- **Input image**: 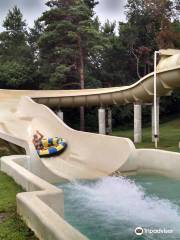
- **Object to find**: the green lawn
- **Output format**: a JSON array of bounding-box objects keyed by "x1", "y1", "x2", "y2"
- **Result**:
[
  {"x1": 0, "y1": 140, "x2": 36, "y2": 239},
  {"x1": 113, "y1": 117, "x2": 180, "y2": 152},
  {"x1": 0, "y1": 172, "x2": 36, "y2": 240},
  {"x1": 0, "y1": 140, "x2": 41, "y2": 239},
  {"x1": 0, "y1": 172, "x2": 37, "y2": 240}
]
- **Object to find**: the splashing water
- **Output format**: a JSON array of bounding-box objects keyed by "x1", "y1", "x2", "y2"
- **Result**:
[{"x1": 59, "y1": 175, "x2": 180, "y2": 240}]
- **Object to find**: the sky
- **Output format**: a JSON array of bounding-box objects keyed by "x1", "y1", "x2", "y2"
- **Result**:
[
  {"x1": 0, "y1": 0, "x2": 127, "y2": 31},
  {"x1": 95, "y1": 0, "x2": 127, "y2": 24}
]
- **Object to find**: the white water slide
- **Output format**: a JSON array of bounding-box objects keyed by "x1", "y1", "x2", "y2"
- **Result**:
[{"x1": 0, "y1": 49, "x2": 179, "y2": 181}]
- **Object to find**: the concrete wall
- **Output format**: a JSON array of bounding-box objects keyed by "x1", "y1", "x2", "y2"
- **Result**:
[
  {"x1": 120, "y1": 149, "x2": 180, "y2": 179},
  {"x1": 0, "y1": 155, "x2": 88, "y2": 240}
]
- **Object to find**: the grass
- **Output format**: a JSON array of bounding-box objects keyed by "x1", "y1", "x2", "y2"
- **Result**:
[
  {"x1": 112, "y1": 117, "x2": 180, "y2": 152},
  {"x1": 0, "y1": 171, "x2": 37, "y2": 240},
  {"x1": 0, "y1": 139, "x2": 36, "y2": 240}
]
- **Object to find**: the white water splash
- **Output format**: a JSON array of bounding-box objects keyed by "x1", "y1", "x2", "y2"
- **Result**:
[{"x1": 63, "y1": 177, "x2": 180, "y2": 230}]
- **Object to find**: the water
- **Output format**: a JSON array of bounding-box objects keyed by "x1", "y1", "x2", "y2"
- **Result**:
[{"x1": 58, "y1": 174, "x2": 180, "y2": 240}]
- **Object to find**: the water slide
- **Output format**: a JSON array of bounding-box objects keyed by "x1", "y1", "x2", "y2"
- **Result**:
[{"x1": 0, "y1": 49, "x2": 179, "y2": 182}]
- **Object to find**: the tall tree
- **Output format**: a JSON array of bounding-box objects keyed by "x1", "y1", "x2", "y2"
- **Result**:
[
  {"x1": 0, "y1": 6, "x2": 35, "y2": 89},
  {"x1": 28, "y1": 20, "x2": 44, "y2": 62},
  {"x1": 38, "y1": 0, "x2": 103, "y2": 130},
  {"x1": 122, "y1": 0, "x2": 180, "y2": 78}
]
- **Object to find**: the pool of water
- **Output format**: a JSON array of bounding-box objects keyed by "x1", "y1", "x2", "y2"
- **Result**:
[{"x1": 58, "y1": 174, "x2": 180, "y2": 240}]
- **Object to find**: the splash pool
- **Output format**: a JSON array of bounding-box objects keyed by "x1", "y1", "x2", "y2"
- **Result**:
[{"x1": 58, "y1": 175, "x2": 180, "y2": 240}]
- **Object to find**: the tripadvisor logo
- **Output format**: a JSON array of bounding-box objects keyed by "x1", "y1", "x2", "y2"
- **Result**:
[{"x1": 135, "y1": 227, "x2": 144, "y2": 236}]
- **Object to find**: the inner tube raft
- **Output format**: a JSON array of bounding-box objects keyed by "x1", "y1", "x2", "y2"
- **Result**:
[{"x1": 37, "y1": 137, "x2": 67, "y2": 157}]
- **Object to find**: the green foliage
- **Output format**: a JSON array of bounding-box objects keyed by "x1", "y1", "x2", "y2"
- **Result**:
[
  {"x1": 112, "y1": 105, "x2": 134, "y2": 128},
  {"x1": 0, "y1": 62, "x2": 35, "y2": 89},
  {"x1": 160, "y1": 90, "x2": 180, "y2": 116},
  {"x1": 84, "y1": 0, "x2": 98, "y2": 14},
  {"x1": 171, "y1": 20, "x2": 180, "y2": 48},
  {"x1": 28, "y1": 20, "x2": 44, "y2": 62},
  {"x1": 3, "y1": 6, "x2": 26, "y2": 31},
  {"x1": 0, "y1": 7, "x2": 36, "y2": 89},
  {"x1": 38, "y1": 0, "x2": 104, "y2": 90},
  {"x1": 0, "y1": 7, "x2": 31, "y2": 63},
  {"x1": 119, "y1": 0, "x2": 180, "y2": 79}
]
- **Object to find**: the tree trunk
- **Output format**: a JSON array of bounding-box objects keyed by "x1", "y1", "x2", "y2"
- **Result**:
[
  {"x1": 77, "y1": 35, "x2": 85, "y2": 131},
  {"x1": 144, "y1": 64, "x2": 147, "y2": 76},
  {"x1": 131, "y1": 47, "x2": 141, "y2": 79}
]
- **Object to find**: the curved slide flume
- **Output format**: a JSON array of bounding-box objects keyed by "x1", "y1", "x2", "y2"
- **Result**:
[{"x1": 0, "y1": 49, "x2": 179, "y2": 181}]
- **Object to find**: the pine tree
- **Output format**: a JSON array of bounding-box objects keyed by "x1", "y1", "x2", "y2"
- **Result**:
[
  {"x1": 0, "y1": 6, "x2": 35, "y2": 89},
  {"x1": 84, "y1": 0, "x2": 99, "y2": 16},
  {"x1": 38, "y1": 0, "x2": 103, "y2": 130},
  {"x1": 0, "y1": 6, "x2": 32, "y2": 63},
  {"x1": 28, "y1": 20, "x2": 44, "y2": 62}
]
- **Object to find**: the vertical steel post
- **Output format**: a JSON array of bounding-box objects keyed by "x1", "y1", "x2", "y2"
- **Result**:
[{"x1": 154, "y1": 51, "x2": 159, "y2": 149}]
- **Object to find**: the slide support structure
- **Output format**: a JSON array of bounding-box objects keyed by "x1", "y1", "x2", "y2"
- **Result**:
[
  {"x1": 152, "y1": 98, "x2": 160, "y2": 142},
  {"x1": 56, "y1": 110, "x2": 64, "y2": 121},
  {"x1": 98, "y1": 107, "x2": 106, "y2": 135},
  {"x1": 134, "y1": 103, "x2": 142, "y2": 143}
]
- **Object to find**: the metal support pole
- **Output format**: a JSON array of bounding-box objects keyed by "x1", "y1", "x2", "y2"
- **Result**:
[
  {"x1": 153, "y1": 51, "x2": 159, "y2": 148},
  {"x1": 152, "y1": 98, "x2": 160, "y2": 142}
]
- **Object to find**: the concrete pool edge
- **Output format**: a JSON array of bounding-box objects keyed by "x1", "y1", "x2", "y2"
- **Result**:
[
  {"x1": 0, "y1": 155, "x2": 88, "y2": 240},
  {"x1": 120, "y1": 149, "x2": 180, "y2": 179},
  {"x1": 1, "y1": 149, "x2": 180, "y2": 240}
]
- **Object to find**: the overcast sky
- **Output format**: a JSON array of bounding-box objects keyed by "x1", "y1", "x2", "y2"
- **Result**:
[
  {"x1": 95, "y1": 0, "x2": 127, "y2": 24},
  {"x1": 0, "y1": 0, "x2": 127, "y2": 31}
]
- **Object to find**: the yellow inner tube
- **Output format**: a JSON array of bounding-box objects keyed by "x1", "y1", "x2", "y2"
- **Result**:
[{"x1": 37, "y1": 137, "x2": 67, "y2": 157}]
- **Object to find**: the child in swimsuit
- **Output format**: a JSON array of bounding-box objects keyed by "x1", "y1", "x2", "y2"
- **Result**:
[{"x1": 32, "y1": 130, "x2": 44, "y2": 150}]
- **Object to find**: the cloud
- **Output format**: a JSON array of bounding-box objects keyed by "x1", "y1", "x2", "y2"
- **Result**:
[
  {"x1": 98, "y1": 0, "x2": 126, "y2": 13},
  {"x1": 95, "y1": 0, "x2": 127, "y2": 24},
  {"x1": 0, "y1": 0, "x2": 127, "y2": 32}
]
